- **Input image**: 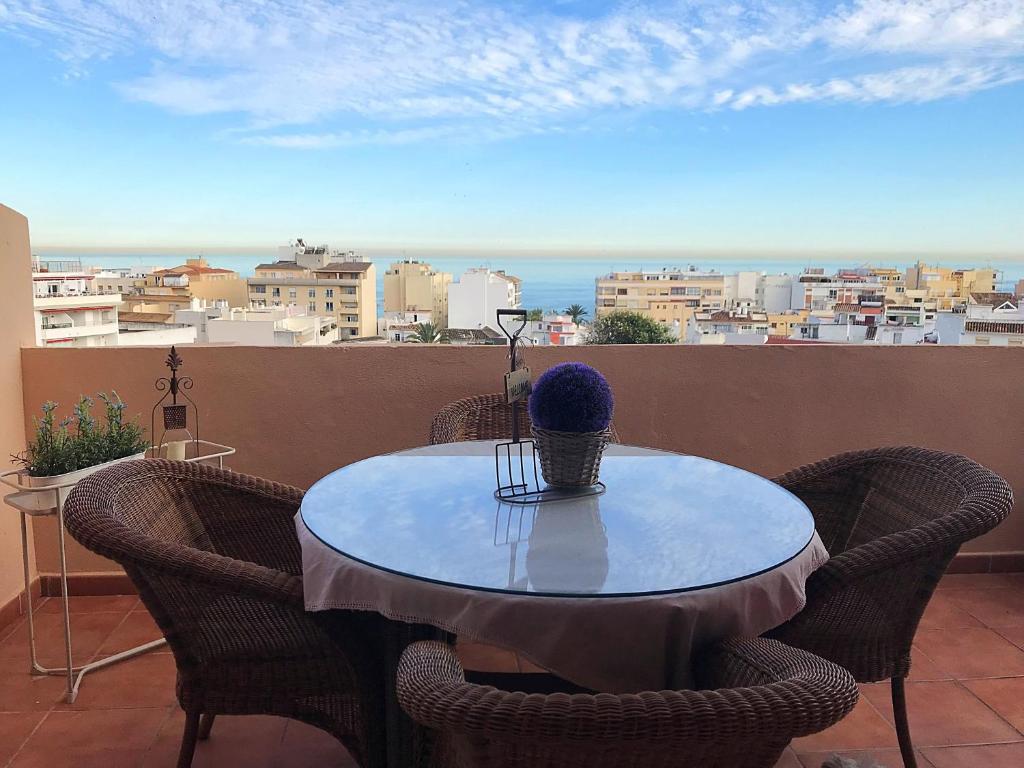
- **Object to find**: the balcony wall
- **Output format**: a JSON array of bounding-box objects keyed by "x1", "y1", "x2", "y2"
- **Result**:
[
  {"x1": 19, "y1": 343, "x2": 1024, "y2": 577},
  {"x1": 0, "y1": 206, "x2": 37, "y2": 611}
]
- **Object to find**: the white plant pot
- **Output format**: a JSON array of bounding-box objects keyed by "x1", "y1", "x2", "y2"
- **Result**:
[{"x1": 23, "y1": 452, "x2": 146, "y2": 490}]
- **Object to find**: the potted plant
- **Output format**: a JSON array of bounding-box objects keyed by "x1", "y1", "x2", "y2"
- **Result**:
[
  {"x1": 528, "y1": 362, "x2": 614, "y2": 488},
  {"x1": 13, "y1": 392, "x2": 149, "y2": 490}
]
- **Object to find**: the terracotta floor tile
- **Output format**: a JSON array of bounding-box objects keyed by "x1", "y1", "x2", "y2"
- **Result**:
[
  {"x1": 142, "y1": 712, "x2": 286, "y2": 768},
  {"x1": 11, "y1": 707, "x2": 167, "y2": 768},
  {"x1": 274, "y1": 720, "x2": 358, "y2": 767},
  {"x1": 0, "y1": 712, "x2": 46, "y2": 765},
  {"x1": 995, "y1": 626, "x2": 1024, "y2": 652},
  {"x1": 95, "y1": 611, "x2": 169, "y2": 657},
  {"x1": 791, "y1": 696, "x2": 898, "y2": 752},
  {"x1": 937, "y1": 573, "x2": 1024, "y2": 591},
  {"x1": 918, "y1": 593, "x2": 985, "y2": 630},
  {"x1": 456, "y1": 640, "x2": 520, "y2": 673},
  {"x1": 773, "y1": 747, "x2": 802, "y2": 767},
  {"x1": 913, "y1": 627, "x2": 1024, "y2": 679},
  {"x1": 945, "y1": 589, "x2": 1024, "y2": 628},
  {"x1": 0, "y1": 670, "x2": 69, "y2": 712},
  {"x1": 0, "y1": 611, "x2": 128, "y2": 666},
  {"x1": 861, "y1": 680, "x2": 1020, "y2": 747},
  {"x1": 794, "y1": 747, "x2": 930, "y2": 767},
  {"x1": 36, "y1": 596, "x2": 139, "y2": 615},
  {"x1": 907, "y1": 645, "x2": 953, "y2": 682},
  {"x1": 922, "y1": 742, "x2": 1024, "y2": 767},
  {"x1": 60, "y1": 652, "x2": 177, "y2": 710},
  {"x1": 962, "y1": 677, "x2": 1024, "y2": 734}
]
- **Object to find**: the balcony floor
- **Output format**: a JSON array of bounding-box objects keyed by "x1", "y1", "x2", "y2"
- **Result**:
[{"x1": 0, "y1": 573, "x2": 1022, "y2": 767}]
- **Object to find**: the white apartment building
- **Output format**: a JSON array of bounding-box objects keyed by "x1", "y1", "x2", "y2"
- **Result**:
[
  {"x1": 524, "y1": 314, "x2": 582, "y2": 346},
  {"x1": 935, "y1": 293, "x2": 1024, "y2": 345},
  {"x1": 206, "y1": 306, "x2": 339, "y2": 346},
  {"x1": 791, "y1": 270, "x2": 888, "y2": 312},
  {"x1": 685, "y1": 309, "x2": 771, "y2": 345},
  {"x1": 32, "y1": 268, "x2": 122, "y2": 347},
  {"x1": 379, "y1": 310, "x2": 437, "y2": 343},
  {"x1": 447, "y1": 268, "x2": 521, "y2": 330},
  {"x1": 757, "y1": 274, "x2": 797, "y2": 313}
]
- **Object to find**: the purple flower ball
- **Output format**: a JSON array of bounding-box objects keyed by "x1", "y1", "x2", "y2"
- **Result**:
[{"x1": 528, "y1": 362, "x2": 614, "y2": 434}]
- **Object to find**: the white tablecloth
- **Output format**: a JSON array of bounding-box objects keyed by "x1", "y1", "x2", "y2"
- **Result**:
[{"x1": 298, "y1": 515, "x2": 828, "y2": 692}]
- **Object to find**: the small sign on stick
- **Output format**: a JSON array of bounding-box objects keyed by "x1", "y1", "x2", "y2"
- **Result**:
[{"x1": 504, "y1": 367, "x2": 531, "y2": 404}]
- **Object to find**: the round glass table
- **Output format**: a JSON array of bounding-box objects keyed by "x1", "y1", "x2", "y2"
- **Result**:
[
  {"x1": 297, "y1": 441, "x2": 827, "y2": 768},
  {"x1": 301, "y1": 442, "x2": 817, "y2": 598}
]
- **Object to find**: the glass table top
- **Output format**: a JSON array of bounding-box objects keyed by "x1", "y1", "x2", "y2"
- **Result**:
[{"x1": 300, "y1": 441, "x2": 815, "y2": 598}]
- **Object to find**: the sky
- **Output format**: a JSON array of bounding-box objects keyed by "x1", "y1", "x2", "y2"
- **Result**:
[{"x1": 1, "y1": 0, "x2": 1022, "y2": 255}]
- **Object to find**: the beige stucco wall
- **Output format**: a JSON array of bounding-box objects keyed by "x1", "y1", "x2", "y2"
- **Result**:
[
  {"x1": 189, "y1": 276, "x2": 249, "y2": 309},
  {"x1": 0, "y1": 205, "x2": 37, "y2": 604},
  {"x1": 18, "y1": 344, "x2": 1024, "y2": 575}
]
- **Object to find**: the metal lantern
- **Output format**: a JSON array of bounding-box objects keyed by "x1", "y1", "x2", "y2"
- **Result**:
[{"x1": 150, "y1": 346, "x2": 199, "y2": 456}]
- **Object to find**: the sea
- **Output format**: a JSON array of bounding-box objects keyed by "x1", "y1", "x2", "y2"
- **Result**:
[{"x1": 34, "y1": 251, "x2": 1024, "y2": 317}]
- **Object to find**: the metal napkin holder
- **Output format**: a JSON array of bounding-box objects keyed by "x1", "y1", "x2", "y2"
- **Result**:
[{"x1": 493, "y1": 309, "x2": 605, "y2": 505}]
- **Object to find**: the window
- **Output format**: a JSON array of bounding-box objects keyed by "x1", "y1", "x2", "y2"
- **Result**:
[
  {"x1": 289, "y1": 288, "x2": 297, "y2": 299},
  {"x1": 252, "y1": 285, "x2": 266, "y2": 294},
  {"x1": 308, "y1": 288, "x2": 316, "y2": 298},
  {"x1": 326, "y1": 302, "x2": 334, "y2": 311},
  {"x1": 975, "y1": 337, "x2": 990, "y2": 345},
  {"x1": 308, "y1": 302, "x2": 316, "y2": 312},
  {"x1": 617, "y1": 288, "x2": 627, "y2": 295},
  {"x1": 272, "y1": 287, "x2": 280, "y2": 297},
  {"x1": 686, "y1": 287, "x2": 700, "y2": 296},
  {"x1": 326, "y1": 288, "x2": 334, "y2": 298}
]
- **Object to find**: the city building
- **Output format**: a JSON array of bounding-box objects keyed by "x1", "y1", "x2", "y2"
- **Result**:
[
  {"x1": 756, "y1": 274, "x2": 796, "y2": 313},
  {"x1": 116, "y1": 314, "x2": 198, "y2": 346},
  {"x1": 206, "y1": 306, "x2": 339, "y2": 346},
  {"x1": 383, "y1": 260, "x2": 452, "y2": 327},
  {"x1": 248, "y1": 242, "x2": 377, "y2": 339},
  {"x1": 127, "y1": 258, "x2": 247, "y2": 315},
  {"x1": 447, "y1": 268, "x2": 521, "y2": 330},
  {"x1": 905, "y1": 261, "x2": 999, "y2": 311},
  {"x1": 791, "y1": 269, "x2": 888, "y2": 312},
  {"x1": 32, "y1": 261, "x2": 122, "y2": 347},
  {"x1": 685, "y1": 309, "x2": 771, "y2": 345},
  {"x1": 935, "y1": 294, "x2": 1024, "y2": 345},
  {"x1": 524, "y1": 314, "x2": 582, "y2": 346},
  {"x1": 94, "y1": 266, "x2": 161, "y2": 296},
  {"x1": 595, "y1": 267, "x2": 757, "y2": 332},
  {"x1": 379, "y1": 310, "x2": 437, "y2": 343}
]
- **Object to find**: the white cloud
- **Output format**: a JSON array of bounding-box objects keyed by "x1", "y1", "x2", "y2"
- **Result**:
[{"x1": 1, "y1": 0, "x2": 1023, "y2": 147}]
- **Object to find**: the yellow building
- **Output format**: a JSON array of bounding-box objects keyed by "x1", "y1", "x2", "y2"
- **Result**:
[
  {"x1": 767, "y1": 310, "x2": 809, "y2": 338},
  {"x1": 383, "y1": 260, "x2": 452, "y2": 327},
  {"x1": 905, "y1": 262, "x2": 998, "y2": 311},
  {"x1": 595, "y1": 269, "x2": 730, "y2": 332},
  {"x1": 249, "y1": 251, "x2": 377, "y2": 340},
  {"x1": 125, "y1": 258, "x2": 248, "y2": 315}
]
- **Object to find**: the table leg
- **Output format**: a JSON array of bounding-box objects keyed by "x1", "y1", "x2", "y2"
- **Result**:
[{"x1": 316, "y1": 611, "x2": 451, "y2": 768}]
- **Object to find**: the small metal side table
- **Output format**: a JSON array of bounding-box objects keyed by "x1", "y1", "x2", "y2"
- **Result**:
[{"x1": 0, "y1": 440, "x2": 235, "y2": 703}]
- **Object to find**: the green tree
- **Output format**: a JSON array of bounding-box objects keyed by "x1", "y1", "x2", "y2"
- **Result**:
[
  {"x1": 585, "y1": 311, "x2": 675, "y2": 344},
  {"x1": 407, "y1": 321, "x2": 442, "y2": 343},
  {"x1": 565, "y1": 303, "x2": 588, "y2": 325},
  {"x1": 527, "y1": 307, "x2": 544, "y2": 321}
]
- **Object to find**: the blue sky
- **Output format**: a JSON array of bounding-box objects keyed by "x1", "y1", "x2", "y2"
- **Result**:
[{"x1": 1, "y1": 0, "x2": 1022, "y2": 254}]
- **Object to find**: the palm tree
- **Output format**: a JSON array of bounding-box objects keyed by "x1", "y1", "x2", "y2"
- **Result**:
[
  {"x1": 565, "y1": 303, "x2": 588, "y2": 325},
  {"x1": 527, "y1": 307, "x2": 544, "y2": 321},
  {"x1": 407, "y1": 321, "x2": 442, "y2": 343}
]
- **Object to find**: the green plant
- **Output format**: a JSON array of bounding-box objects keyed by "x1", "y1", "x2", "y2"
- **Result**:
[
  {"x1": 13, "y1": 392, "x2": 149, "y2": 477},
  {"x1": 407, "y1": 321, "x2": 443, "y2": 343},
  {"x1": 565, "y1": 303, "x2": 588, "y2": 324},
  {"x1": 527, "y1": 307, "x2": 544, "y2": 321},
  {"x1": 585, "y1": 310, "x2": 675, "y2": 344}
]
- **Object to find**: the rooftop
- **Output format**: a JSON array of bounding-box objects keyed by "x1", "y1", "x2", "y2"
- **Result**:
[{"x1": 314, "y1": 262, "x2": 373, "y2": 273}]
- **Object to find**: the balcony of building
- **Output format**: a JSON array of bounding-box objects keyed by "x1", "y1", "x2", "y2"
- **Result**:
[{"x1": 4, "y1": 205, "x2": 1024, "y2": 767}]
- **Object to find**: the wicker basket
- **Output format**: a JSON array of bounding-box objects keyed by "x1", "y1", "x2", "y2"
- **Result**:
[{"x1": 532, "y1": 426, "x2": 612, "y2": 488}]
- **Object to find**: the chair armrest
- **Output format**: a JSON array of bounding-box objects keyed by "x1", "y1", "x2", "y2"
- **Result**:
[{"x1": 397, "y1": 639, "x2": 857, "y2": 743}]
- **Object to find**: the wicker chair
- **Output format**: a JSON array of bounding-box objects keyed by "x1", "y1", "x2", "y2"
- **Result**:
[
  {"x1": 766, "y1": 447, "x2": 1013, "y2": 768},
  {"x1": 429, "y1": 393, "x2": 619, "y2": 444},
  {"x1": 63, "y1": 459, "x2": 366, "y2": 768},
  {"x1": 397, "y1": 637, "x2": 857, "y2": 767}
]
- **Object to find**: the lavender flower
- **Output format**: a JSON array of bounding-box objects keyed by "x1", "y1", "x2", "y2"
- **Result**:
[{"x1": 528, "y1": 362, "x2": 614, "y2": 433}]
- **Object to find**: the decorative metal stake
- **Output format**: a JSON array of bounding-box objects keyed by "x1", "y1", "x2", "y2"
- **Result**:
[{"x1": 150, "y1": 346, "x2": 199, "y2": 457}]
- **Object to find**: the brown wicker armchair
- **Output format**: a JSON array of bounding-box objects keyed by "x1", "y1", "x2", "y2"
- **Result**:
[
  {"x1": 766, "y1": 447, "x2": 1013, "y2": 768},
  {"x1": 429, "y1": 393, "x2": 619, "y2": 444},
  {"x1": 63, "y1": 459, "x2": 365, "y2": 768},
  {"x1": 397, "y1": 637, "x2": 858, "y2": 768}
]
